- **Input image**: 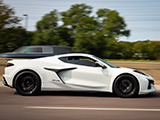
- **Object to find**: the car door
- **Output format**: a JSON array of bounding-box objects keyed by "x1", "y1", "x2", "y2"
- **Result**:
[{"x1": 59, "y1": 56, "x2": 111, "y2": 91}]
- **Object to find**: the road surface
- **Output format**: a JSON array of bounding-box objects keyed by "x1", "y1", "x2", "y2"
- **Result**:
[{"x1": 0, "y1": 86, "x2": 160, "y2": 120}]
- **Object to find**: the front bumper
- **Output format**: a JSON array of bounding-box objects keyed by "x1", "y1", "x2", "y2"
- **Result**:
[{"x1": 139, "y1": 83, "x2": 156, "y2": 95}]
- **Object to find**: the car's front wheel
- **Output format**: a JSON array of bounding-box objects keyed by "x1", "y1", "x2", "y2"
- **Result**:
[
  {"x1": 14, "y1": 71, "x2": 41, "y2": 95},
  {"x1": 113, "y1": 74, "x2": 139, "y2": 98}
]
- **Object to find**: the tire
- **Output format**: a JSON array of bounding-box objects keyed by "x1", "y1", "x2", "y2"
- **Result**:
[
  {"x1": 113, "y1": 74, "x2": 139, "y2": 98},
  {"x1": 14, "y1": 71, "x2": 41, "y2": 96}
]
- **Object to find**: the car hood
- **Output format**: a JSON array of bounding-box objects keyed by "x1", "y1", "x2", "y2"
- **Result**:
[
  {"x1": 111, "y1": 67, "x2": 134, "y2": 72},
  {"x1": 118, "y1": 67, "x2": 135, "y2": 72},
  {"x1": 111, "y1": 67, "x2": 154, "y2": 80}
]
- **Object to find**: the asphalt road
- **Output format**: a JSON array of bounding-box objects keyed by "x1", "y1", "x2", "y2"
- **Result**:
[{"x1": 1, "y1": 87, "x2": 160, "y2": 120}]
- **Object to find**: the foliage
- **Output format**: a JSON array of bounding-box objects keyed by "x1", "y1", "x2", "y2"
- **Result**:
[
  {"x1": 0, "y1": 0, "x2": 33, "y2": 53},
  {"x1": 33, "y1": 10, "x2": 73, "y2": 46},
  {"x1": 61, "y1": 4, "x2": 130, "y2": 57},
  {"x1": 33, "y1": 4, "x2": 130, "y2": 58},
  {"x1": 0, "y1": 27, "x2": 33, "y2": 52},
  {"x1": 0, "y1": 0, "x2": 20, "y2": 29},
  {"x1": 1, "y1": 1, "x2": 160, "y2": 60},
  {"x1": 118, "y1": 42, "x2": 134, "y2": 59},
  {"x1": 33, "y1": 4, "x2": 160, "y2": 60},
  {"x1": 96, "y1": 9, "x2": 130, "y2": 38},
  {"x1": 133, "y1": 41, "x2": 160, "y2": 60}
]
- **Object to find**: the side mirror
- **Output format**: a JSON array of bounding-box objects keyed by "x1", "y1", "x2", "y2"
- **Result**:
[{"x1": 95, "y1": 62, "x2": 107, "y2": 69}]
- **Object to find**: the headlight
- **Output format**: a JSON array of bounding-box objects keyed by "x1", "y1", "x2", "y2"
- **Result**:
[{"x1": 133, "y1": 70, "x2": 148, "y2": 76}]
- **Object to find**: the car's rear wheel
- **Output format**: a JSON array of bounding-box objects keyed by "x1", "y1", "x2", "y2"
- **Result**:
[
  {"x1": 14, "y1": 71, "x2": 41, "y2": 95},
  {"x1": 113, "y1": 74, "x2": 139, "y2": 98}
]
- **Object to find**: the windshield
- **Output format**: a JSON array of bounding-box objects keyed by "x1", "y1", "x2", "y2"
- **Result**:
[{"x1": 93, "y1": 56, "x2": 118, "y2": 68}]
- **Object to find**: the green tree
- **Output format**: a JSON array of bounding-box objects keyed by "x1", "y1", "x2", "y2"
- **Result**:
[
  {"x1": 61, "y1": 4, "x2": 130, "y2": 58},
  {"x1": 145, "y1": 42, "x2": 160, "y2": 60},
  {"x1": 119, "y1": 42, "x2": 134, "y2": 59},
  {"x1": 133, "y1": 41, "x2": 148, "y2": 59},
  {"x1": 96, "y1": 9, "x2": 130, "y2": 38},
  {"x1": 33, "y1": 10, "x2": 73, "y2": 46},
  {"x1": 0, "y1": 27, "x2": 33, "y2": 52},
  {"x1": 0, "y1": 0, "x2": 33, "y2": 53},
  {"x1": 61, "y1": 4, "x2": 92, "y2": 30},
  {"x1": 0, "y1": 0, "x2": 20, "y2": 29},
  {"x1": 133, "y1": 41, "x2": 160, "y2": 60},
  {"x1": 34, "y1": 4, "x2": 130, "y2": 58},
  {"x1": 33, "y1": 10, "x2": 59, "y2": 45},
  {"x1": 36, "y1": 10, "x2": 58, "y2": 32}
]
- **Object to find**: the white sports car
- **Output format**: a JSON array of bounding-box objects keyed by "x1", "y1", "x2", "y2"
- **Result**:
[{"x1": 2, "y1": 53, "x2": 156, "y2": 97}]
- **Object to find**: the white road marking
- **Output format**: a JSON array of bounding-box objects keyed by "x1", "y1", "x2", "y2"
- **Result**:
[{"x1": 25, "y1": 106, "x2": 160, "y2": 112}]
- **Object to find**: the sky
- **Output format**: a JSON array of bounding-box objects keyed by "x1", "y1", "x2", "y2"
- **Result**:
[{"x1": 3, "y1": 0, "x2": 160, "y2": 42}]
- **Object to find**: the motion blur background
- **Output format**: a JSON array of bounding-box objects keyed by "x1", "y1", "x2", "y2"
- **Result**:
[
  {"x1": 1, "y1": 0, "x2": 160, "y2": 60},
  {"x1": 3, "y1": 0, "x2": 160, "y2": 41},
  {"x1": 1, "y1": 0, "x2": 160, "y2": 83}
]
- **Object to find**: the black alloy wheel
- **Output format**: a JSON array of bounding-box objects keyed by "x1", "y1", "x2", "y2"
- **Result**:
[
  {"x1": 113, "y1": 74, "x2": 139, "y2": 98},
  {"x1": 14, "y1": 71, "x2": 41, "y2": 95}
]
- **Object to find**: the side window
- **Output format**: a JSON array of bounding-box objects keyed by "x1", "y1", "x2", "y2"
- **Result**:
[
  {"x1": 54, "y1": 47, "x2": 73, "y2": 54},
  {"x1": 23, "y1": 47, "x2": 42, "y2": 53},
  {"x1": 14, "y1": 47, "x2": 42, "y2": 53},
  {"x1": 59, "y1": 56, "x2": 97, "y2": 67},
  {"x1": 43, "y1": 47, "x2": 53, "y2": 53},
  {"x1": 54, "y1": 48, "x2": 66, "y2": 54}
]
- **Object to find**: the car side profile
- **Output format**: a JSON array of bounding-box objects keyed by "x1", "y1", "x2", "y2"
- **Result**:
[{"x1": 2, "y1": 53, "x2": 156, "y2": 98}]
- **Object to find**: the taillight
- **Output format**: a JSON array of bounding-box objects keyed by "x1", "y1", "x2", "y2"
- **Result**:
[{"x1": 6, "y1": 63, "x2": 14, "y2": 67}]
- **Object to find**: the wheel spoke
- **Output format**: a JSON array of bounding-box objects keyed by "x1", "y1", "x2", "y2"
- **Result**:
[
  {"x1": 20, "y1": 75, "x2": 36, "y2": 92},
  {"x1": 119, "y1": 79, "x2": 133, "y2": 94}
]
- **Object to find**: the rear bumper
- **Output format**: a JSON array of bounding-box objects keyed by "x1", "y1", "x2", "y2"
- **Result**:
[{"x1": 2, "y1": 77, "x2": 12, "y2": 88}]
